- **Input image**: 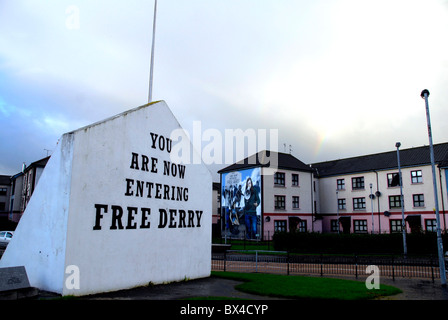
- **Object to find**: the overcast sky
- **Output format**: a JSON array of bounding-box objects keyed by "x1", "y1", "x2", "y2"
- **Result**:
[{"x1": 1, "y1": 0, "x2": 448, "y2": 180}]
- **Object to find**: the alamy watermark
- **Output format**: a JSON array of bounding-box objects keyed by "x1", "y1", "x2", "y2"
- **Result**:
[
  {"x1": 365, "y1": 265, "x2": 380, "y2": 290},
  {"x1": 65, "y1": 5, "x2": 80, "y2": 30},
  {"x1": 65, "y1": 265, "x2": 80, "y2": 290},
  {"x1": 169, "y1": 121, "x2": 279, "y2": 175}
]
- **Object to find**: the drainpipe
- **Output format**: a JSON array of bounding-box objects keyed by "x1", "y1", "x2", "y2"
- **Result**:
[
  {"x1": 438, "y1": 166, "x2": 447, "y2": 231},
  {"x1": 373, "y1": 170, "x2": 381, "y2": 233},
  {"x1": 310, "y1": 166, "x2": 314, "y2": 232}
]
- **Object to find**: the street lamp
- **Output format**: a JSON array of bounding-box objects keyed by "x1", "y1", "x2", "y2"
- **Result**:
[
  {"x1": 421, "y1": 89, "x2": 447, "y2": 287},
  {"x1": 395, "y1": 142, "x2": 407, "y2": 257},
  {"x1": 336, "y1": 191, "x2": 340, "y2": 235},
  {"x1": 370, "y1": 183, "x2": 374, "y2": 233}
]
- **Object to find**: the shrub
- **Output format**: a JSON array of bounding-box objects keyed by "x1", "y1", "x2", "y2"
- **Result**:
[{"x1": 273, "y1": 232, "x2": 448, "y2": 255}]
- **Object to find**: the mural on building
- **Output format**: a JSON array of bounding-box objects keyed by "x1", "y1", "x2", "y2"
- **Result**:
[{"x1": 221, "y1": 167, "x2": 261, "y2": 239}]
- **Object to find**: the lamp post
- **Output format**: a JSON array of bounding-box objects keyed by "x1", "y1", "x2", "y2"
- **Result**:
[
  {"x1": 421, "y1": 89, "x2": 447, "y2": 287},
  {"x1": 336, "y1": 191, "x2": 340, "y2": 234},
  {"x1": 395, "y1": 142, "x2": 407, "y2": 257},
  {"x1": 370, "y1": 183, "x2": 374, "y2": 233}
]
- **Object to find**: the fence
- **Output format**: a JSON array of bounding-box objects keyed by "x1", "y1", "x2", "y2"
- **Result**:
[{"x1": 212, "y1": 250, "x2": 443, "y2": 282}]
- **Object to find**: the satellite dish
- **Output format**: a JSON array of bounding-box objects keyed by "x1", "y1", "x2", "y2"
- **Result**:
[
  {"x1": 384, "y1": 211, "x2": 390, "y2": 217},
  {"x1": 375, "y1": 191, "x2": 382, "y2": 197}
]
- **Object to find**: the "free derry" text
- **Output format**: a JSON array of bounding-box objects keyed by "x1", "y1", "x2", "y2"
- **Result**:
[{"x1": 92, "y1": 131, "x2": 204, "y2": 231}]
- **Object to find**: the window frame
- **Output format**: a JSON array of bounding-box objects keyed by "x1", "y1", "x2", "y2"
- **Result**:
[
  {"x1": 413, "y1": 194, "x2": 425, "y2": 207},
  {"x1": 274, "y1": 195, "x2": 286, "y2": 210},
  {"x1": 298, "y1": 220, "x2": 307, "y2": 233},
  {"x1": 292, "y1": 196, "x2": 300, "y2": 209},
  {"x1": 389, "y1": 195, "x2": 402, "y2": 209},
  {"x1": 291, "y1": 174, "x2": 299, "y2": 186},
  {"x1": 390, "y1": 220, "x2": 403, "y2": 233},
  {"x1": 274, "y1": 172, "x2": 285, "y2": 186},
  {"x1": 387, "y1": 173, "x2": 400, "y2": 187},
  {"x1": 354, "y1": 220, "x2": 368, "y2": 233},
  {"x1": 411, "y1": 170, "x2": 423, "y2": 184},
  {"x1": 274, "y1": 220, "x2": 287, "y2": 233},
  {"x1": 337, "y1": 179, "x2": 345, "y2": 190},
  {"x1": 351, "y1": 177, "x2": 365, "y2": 190},
  {"x1": 425, "y1": 219, "x2": 437, "y2": 232},
  {"x1": 353, "y1": 197, "x2": 366, "y2": 210},
  {"x1": 338, "y1": 198, "x2": 346, "y2": 210}
]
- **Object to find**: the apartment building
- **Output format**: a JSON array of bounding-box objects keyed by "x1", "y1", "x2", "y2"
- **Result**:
[
  {"x1": 218, "y1": 143, "x2": 448, "y2": 238},
  {"x1": 218, "y1": 150, "x2": 317, "y2": 240},
  {"x1": 313, "y1": 143, "x2": 448, "y2": 234}
]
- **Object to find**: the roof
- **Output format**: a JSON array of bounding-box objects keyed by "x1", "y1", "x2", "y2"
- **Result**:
[
  {"x1": 218, "y1": 150, "x2": 313, "y2": 174},
  {"x1": 312, "y1": 143, "x2": 448, "y2": 177},
  {"x1": 23, "y1": 156, "x2": 50, "y2": 173},
  {"x1": 0, "y1": 175, "x2": 10, "y2": 185}
]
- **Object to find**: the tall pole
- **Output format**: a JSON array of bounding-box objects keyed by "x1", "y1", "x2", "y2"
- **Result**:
[
  {"x1": 336, "y1": 191, "x2": 340, "y2": 234},
  {"x1": 421, "y1": 89, "x2": 447, "y2": 287},
  {"x1": 396, "y1": 142, "x2": 407, "y2": 257},
  {"x1": 370, "y1": 183, "x2": 374, "y2": 233},
  {"x1": 148, "y1": 0, "x2": 158, "y2": 103}
]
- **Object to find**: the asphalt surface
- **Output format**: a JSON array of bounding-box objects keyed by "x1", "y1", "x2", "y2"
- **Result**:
[{"x1": 68, "y1": 274, "x2": 448, "y2": 300}]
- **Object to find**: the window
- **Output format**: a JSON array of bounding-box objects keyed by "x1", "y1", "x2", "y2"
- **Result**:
[
  {"x1": 274, "y1": 172, "x2": 285, "y2": 186},
  {"x1": 354, "y1": 220, "x2": 367, "y2": 233},
  {"x1": 274, "y1": 220, "x2": 287, "y2": 233},
  {"x1": 0, "y1": 188, "x2": 6, "y2": 196},
  {"x1": 387, "y1": 173, "x2": 400, "y2": 187},
  {"x1": 338, "y1": 198, "x2": 346, "y2": 210},
  {"x1": 352, "y1": 177, "x2": 364, "y2": 190},
  {"x1": 337, "y1": 179, "x2": 345, "y2": 190},
  {"x1": 298, "y1": 220, "x2": 307, "y2": 233},
  {"x1": 0, "y1": 202, "x2": 4, "y2": 211},
  {"x1": 292, "y1": 196, "x2": 300, "y2": 209},
  {"x1": 389, "y1": 195, "x2": 402, "y2": 209},
  {"x1": 413, "y1": 194, "x2": 425, "y2": 207},
  {"x1": 353, "y1": 197, "x2": 366, "y2": 210},
  {"x1": 390, "y1": 220, "x2": 402, "y2": 233},
  {"x1": 425, "y1": 219, "x2": 437, "y2": 232},
  {"x1": 274, "y1": 195, "x2": 285, "y2": 210},
  {"x1": 411, "y1": 170, "x2": 422, "y2": 184},
  {"x1": 292, "y1": 174, "x2": 299, "y2": 186},
  {"x1": 331, "y1": 220, "x2": 339, "y2": 232}
]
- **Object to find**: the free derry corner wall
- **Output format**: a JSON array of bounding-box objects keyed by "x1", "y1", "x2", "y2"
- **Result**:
[{"x1": 0, "y1": 101, "x2": 212, "y2": 296}]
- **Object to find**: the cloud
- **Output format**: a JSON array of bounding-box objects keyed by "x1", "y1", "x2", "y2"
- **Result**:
[{"x1": 1, "y1": 0, "x2": 448, "y2": 177}]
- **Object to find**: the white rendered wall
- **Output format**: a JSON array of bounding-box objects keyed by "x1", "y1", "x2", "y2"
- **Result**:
[{"x1": 1, "y1": 101, "x2": 212, "y2": 296}]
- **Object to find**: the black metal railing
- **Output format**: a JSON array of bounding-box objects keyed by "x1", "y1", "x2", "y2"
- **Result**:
[{"x1": 212, "y1": 250, "x2": 442, "y2": 282}]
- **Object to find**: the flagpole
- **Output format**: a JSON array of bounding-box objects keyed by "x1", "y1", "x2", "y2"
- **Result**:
[{"x1": 148, "y1": 0, "x2": 158, "y2": 103}]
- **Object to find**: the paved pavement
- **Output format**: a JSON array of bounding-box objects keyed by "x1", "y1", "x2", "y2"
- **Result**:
[
  {"x1": 81, "y1": 276, "x2": 280, "y2": 300},
  {"x1": 373, "y1": 276, "x2": 448, "y2": 300},
  {"x1": 76, "y1": 274, "x2": 448, "y2": 300}
]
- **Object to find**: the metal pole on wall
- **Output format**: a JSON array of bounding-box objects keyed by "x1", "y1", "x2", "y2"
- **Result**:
[
  {"x1": 370, "y1": 183, "x2": 374, "y2": 233},
  {"x1": 336, "y1": 191, "x2": 340, "y2": 234},
  {"x1": 395, "y1": 142, "x2": 407, "y2": 257},
  {"x1": 148, "y1": 0, "x2": 158, "y2": 103},
  {"x1": 421, "y1": 89, "x2": 447, "y2": 287}
]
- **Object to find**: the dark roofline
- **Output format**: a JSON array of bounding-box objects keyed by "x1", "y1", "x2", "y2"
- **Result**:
[
  {"x1": 24, "y1": 156, "x2": 50, "y2": 173},
  {"x1": 0, "y1": 175, "x2": 10, "y2": 185},
  {"x1": 311, "y1": 142, "x2": 448, "y2": 177},
  {"x1": 218, "y1": 150, "x2": 313, "y2": 174}
]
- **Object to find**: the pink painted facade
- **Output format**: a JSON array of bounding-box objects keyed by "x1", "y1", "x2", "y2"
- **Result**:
[{"x1": 217, "y1": 144, "x2": 448, "y2": 240}]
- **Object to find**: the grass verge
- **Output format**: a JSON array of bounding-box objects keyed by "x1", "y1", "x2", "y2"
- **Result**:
[{"x1": 211, "y1": 271, "x2": 402, "y2": 300}]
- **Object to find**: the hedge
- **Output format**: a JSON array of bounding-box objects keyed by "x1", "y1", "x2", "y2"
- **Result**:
[{"x1": 272, "y1": 232, "x2": 448, "y2": 255}]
